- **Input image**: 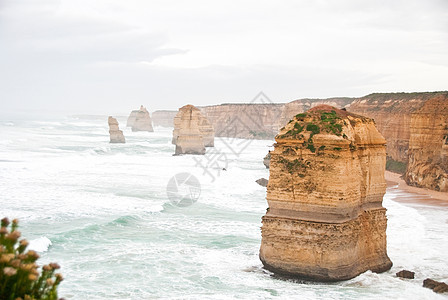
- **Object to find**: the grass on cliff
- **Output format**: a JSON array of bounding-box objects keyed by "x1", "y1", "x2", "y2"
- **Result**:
[
  {"x1": 278, "y1": 110, "x2": 343, "y2": 140},
  {"x1": 386, "y1": 157, "x2": 407, "y2": 175}
]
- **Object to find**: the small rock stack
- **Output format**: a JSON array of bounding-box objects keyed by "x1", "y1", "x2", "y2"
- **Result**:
[{"x1": 108, "y1": 116, "x2": 125, "y2": 143}]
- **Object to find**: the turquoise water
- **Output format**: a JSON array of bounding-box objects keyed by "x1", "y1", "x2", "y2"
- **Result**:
[{"x1": 0, "y1": 114, "x2": 447, "y2": 299}]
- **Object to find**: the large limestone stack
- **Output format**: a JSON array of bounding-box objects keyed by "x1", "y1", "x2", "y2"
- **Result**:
[
  {"x1": 259, "y1": 105, "x2": 392, "y2": 281},
  {"x1": 108, "y1": 116, "x2": 125, "y2": 143},
  {"x1": 405, "y1": 96, "x2": 448, "y2": 192},
  {"x1": 127, "y1": 106, "x2": 154, "y2": 132},
  {"x1": 172, "y1": 105, "x2": 208, "y2": 155}
]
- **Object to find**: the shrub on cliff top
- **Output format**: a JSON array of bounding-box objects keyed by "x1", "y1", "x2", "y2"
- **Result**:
[{"x1": 0, "y1": 218, "x2": 63, "y2": 300}]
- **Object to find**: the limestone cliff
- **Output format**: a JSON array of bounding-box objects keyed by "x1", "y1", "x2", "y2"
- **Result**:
[
  {"x1": 152, "y1": 110, "x2": 178, "y2": 127},
  {"x1": 172, "y1": 105, "x2": 209, "y2": 155},
  {"x1": 259, "y1": 105, "x2": 392, "y2": 281},
  {"x1": 404, "y1": 96, "x2": 448, "y2": 192},
  {"x1": 108, "y1": 116, "x2": 125, "y2": 143},
  {"x1": 348, "y1": 93, "x2": 439, "y2": 163},
  {"x1": 278, "y1": 98, "x2": 353, "y2": 129},
  {"x1": 127, "y1": 106, "x2": 154, "y2": 132},
  {"x1": 200, "y1": 104, "x2": 284, "y2": 140},
  {"x1": 197, "y1": 114, "x2": 215, "y2": 147}
]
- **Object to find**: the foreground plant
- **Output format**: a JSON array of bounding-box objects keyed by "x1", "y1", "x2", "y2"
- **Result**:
[{"x1": 0, "y1": 218, "x2": 63, "y2": 300}]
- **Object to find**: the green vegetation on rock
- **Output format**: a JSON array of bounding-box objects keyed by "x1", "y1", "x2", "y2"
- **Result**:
[{"x1": 386, "y1": 157, "x2": 407, "y2": 175}]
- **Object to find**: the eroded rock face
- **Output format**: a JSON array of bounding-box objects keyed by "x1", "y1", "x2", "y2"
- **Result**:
[
  {"x1": 108, "y1": 116, "x2": 125, "y2": 143},
  {"x1": 172, "y1": 105, "x2": 211, "y2": 155},
  {"x1": 404, "y1": 96, "x2": 448, "y2": 192},
  {"x1": 349, "y1": 94, "x2": 428, "y2": 163},
  {"x1": 259, "y1": 105, "x2": 392, "y2": 281},
  {"x1": 128, "y1": 106, "x2": 154, "y2": 132}
]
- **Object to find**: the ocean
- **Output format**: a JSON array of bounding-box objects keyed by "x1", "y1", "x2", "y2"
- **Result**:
[{"x1": 0, "y1": 113, "x2": 447, "y2": 299}]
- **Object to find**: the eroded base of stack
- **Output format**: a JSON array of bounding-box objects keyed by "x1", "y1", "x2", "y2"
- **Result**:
[{"x1": 259, "y1": 208, "x2": 392, "y2": 281}]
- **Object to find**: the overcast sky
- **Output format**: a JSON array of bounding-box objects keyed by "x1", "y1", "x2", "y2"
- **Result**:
[{"x1": 1, "y1": 0, "x2": 447, "y2": 114}]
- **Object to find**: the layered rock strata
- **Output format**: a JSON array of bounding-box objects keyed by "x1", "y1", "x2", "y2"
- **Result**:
[
  {"x1": 108, "y1": 116, "x2": 125, "y2": 143},
  {"x1": 259, "y1": 105, "x2": 392, "y2": 281},
  {"x1": 404, "y1": 96, "x2": 448, "y2": 191},
  {"x1": 127, "y1": 106, "x2": 154, "y2": 132},
  {"x1": 172, "y1": 105, "x2": 209, "y2": 155},
  {"x1": 348, "y1": 93, "x2": 434, "y2": 163}
]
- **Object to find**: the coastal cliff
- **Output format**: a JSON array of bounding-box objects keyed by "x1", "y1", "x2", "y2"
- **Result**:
[
  {"x1": 278, "y1": 98, "x2": 353, "y2": 129},
  {"x1": 172, "y1": 105, "x2": 210, "y2": 155},
  {"x1": 259, "y1": 105, "x2": 392, "y2": 281},
  {"x1": 348, "y1": 93, "x2": 436, "y2": 164},
  {"x1": 152, "y1": 91, "x2": 448, "y2": 192},
  {"x1": 152, "y1": 110, "x2": 178, "y2": 127},
  {"x1": 404, "y1": 96, "x2": 448, "y2": 192},
  {"x1": 200, "y1": 104, "x2": 284, "y2": 139}
]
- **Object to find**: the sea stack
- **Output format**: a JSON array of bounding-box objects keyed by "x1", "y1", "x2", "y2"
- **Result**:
[
  {"x1": 172, "y1": 105, "x2": 210, "y2": 155},
  {"x1": 127, "y1": 106, "x2": 154, "y2": 132},
  {"x1": 259, "y1": 105, "x2": 392, "y2": 281},
  {"x1": 108, "y1": 116, "x2": 125, "y2": 143},
  {"x1": 173, "y1": 105, "x2": 214, "y2": 148},
  {"x1": 126, "y1": 110, "x2": 138, "y2": 127}
]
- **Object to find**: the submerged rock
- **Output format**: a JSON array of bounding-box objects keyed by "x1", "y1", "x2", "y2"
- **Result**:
[
  {"x1": 127, "y1": 106, "x2": 154, "y2": 132},
  {"x1": 396, "y1": 270, "x2": 415, "y2": 279},
  {"x1": 172, "y1": 105, "x2": 210, "y2": 155},
  {"x1": 259, "y1": 105, "x2": 392, "y2": 281},
  {"x1": 256, "y1": 178, "x2": 269, "y2": 187},
  {"x1": 423, "y1": 279, "x2": 448, "y2": 293},
  {"x1": 108, "y1": 116, "x2": 125, "y2": 143}
]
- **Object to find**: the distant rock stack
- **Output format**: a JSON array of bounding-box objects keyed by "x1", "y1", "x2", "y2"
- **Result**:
[
  {"x1": 259, "y1": 105, "x2": 392, "y2": 281},
  {"x1": 126, "y1": 110, "x2": 138, "y2": 127},
  {"x1": 108, "y1": 116, "x2": 125, "y2": 143},
  {"x1": 172, "y1": 105, "x2": 211, "y2": 155},
  {"x1": 127, "y1": 106, "x2": 154, "y2": 132}
]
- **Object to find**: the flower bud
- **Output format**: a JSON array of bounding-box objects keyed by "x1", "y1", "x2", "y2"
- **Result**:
[
  {"x1": 49, "y1": 263, "x2": 60, "y2": 270},
  {"x1": 1, "y1": 217, "x2": 10, "y2": 227}
]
